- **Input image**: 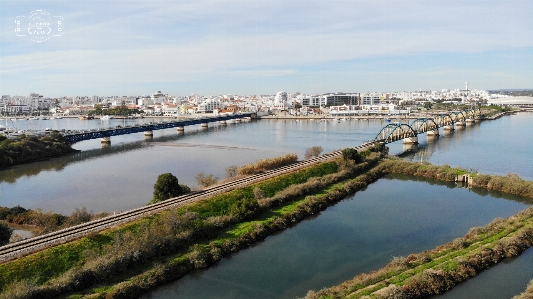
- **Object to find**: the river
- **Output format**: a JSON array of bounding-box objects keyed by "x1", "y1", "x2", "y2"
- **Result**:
[{"x1": 1, "y1": 112, "x2": 532, "y2": 298}]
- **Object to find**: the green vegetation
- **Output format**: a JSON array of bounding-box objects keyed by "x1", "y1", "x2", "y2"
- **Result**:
[
  {"x1": 0, "y1": 222, "x2": 12, "y2": 246},
  {"x1": 342, "y1": 148, "x2": 363, "y2": 163},
  {"x1": 0, "y1": 133, "x2": 77, "y2": 169},
  {"x1": 150, "y1": 173, "x2": 188, "y2": 204},
  {"x1": 300, "y1": 160, "x2": 533, "y2": 299},
  {"x1": 87, "y1": 104, "x2": 143, "y2": 117},
  {"x1": 0, "y1": 146, "x2": 385, "y2": 299},
  {"x1": 2, "y1": 147, "x2": 530, "y2": 299},
  {"x1": 302, "y1": 207, "x2": 533, "y2": 299}
]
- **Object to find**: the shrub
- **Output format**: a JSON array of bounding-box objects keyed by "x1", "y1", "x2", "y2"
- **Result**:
[
  {"x1": 305, "y1": 146, "x2": 323, "y2": 159},
  {"x1": 65, "y1": 207, "x2": 92, "y2": 226},
  {"x1": 225, "y1": 165, "x2": 238, "y2": 178},
  {"x1": 342, "y1": 148, "x2": 363, "y2": 163},
  {"x1": 0, "y1": 221, "x2": 13, "y2": 246},
  {"x1": 151, "y1": 173, "x2": 183, "y2": 204},
  {"x1": 237, "y1": 154, "x2": 298, "y2": 175},
  {"x1": 195, "y1": 172, "x2": 219, "y2": 188},
  {"x1": 253, "y1": 187, "x2": 266, "y2": 200},
  {"x1": 229, "y1": 198, "x2": 260, "y2": 221}
]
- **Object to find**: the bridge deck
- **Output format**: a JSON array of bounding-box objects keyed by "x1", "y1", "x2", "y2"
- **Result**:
[{"x1": 62, "y1": 113, "x2": 252, "y2": 143}]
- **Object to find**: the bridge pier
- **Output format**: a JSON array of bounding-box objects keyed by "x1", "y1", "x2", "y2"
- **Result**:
[
  {"x1": 465, "y1": 119, "x2": 475, "y2": 126},
  {"x1": 426, "y1": 129, "x2": 439, "y2": 138},
  {"x1": 455, "y1": 121, "x2": 466, "y2": 128},
  {"x1": 101, "y1": 137, "x2": 111, "y2": 146},
  {"x1": 443, "y1": 125, "x2": 454, "y2": 131},
  {"x1": 144, "y1": 131, "x2": 153, "y2": 141},
  {"x1": 403, "y1": 143, "x2": 418, "y2": 152},
  {"x1": 402, "y1": 136, "x2": 418, "y2": 144}
]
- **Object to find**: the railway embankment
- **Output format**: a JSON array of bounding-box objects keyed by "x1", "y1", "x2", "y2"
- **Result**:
[
  {"x1": 1, "y1": 150, "x2": 533, "y2": 299},
  {"x1": 0, "y1": 144, "x2": 385, "y2": 298}
]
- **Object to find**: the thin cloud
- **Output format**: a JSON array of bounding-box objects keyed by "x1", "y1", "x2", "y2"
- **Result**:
[{"x1": 1, "y1": 0, "x2": 532, "y2": 96}]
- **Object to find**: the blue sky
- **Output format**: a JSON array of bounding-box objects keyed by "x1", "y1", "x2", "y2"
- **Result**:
[{"x1": 1, "y1": 0, "x2": 532, "y2": 97}]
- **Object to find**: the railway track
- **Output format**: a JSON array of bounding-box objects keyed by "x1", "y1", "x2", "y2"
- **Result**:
[{"x1": 0, "y1": 142, "x2": 375, "y2": 263}]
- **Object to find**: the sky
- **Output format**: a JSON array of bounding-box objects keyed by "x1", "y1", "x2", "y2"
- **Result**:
[{"x1": 0, "y1": 0, "x2": 532, "y2": 98}]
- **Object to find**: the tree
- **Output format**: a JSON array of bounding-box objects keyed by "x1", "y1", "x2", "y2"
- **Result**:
[
  {"x1": 305, "y1": 146, "x2": 323, "y2": 159},
  {"x1": 0, "y1": 221, "x2": 13, "y2": 246},
  {"x1": 151, "y1": 173, "x2": 183, "y2": 204},
  {"x1": 66, "y1": 207, "x2": 93, "y2": 226},
  {"x1": 225, "y1": 165, "x2": 238, "y2": 178},
  {"x1": 195, "y1": 172, "x2": 219, "y2": 188},
  {"x1": 342, "y1": 148, "x2": 363, "y2": 163}
]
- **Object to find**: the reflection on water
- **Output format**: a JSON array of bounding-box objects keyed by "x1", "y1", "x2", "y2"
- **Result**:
[
  {"x1": 0, "y1": 124, "x2": 241, "y2": 184},
  {"x1": 0, "y1": 118, "x2": 389, "y2": 214},
  {"x1": 430, "y1": 247, "x2": 533, "y2": 299},
  {"x1": 143, "y1": 175, "x2": 531, "y2": 299}
]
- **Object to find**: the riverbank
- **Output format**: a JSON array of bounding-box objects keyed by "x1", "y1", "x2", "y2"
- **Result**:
[
  {"x1": 0, "y1": 146, "x2": 386, "y2": 298},
  {"x1": 300, "y1": 159, "x2": 533, "y2": 299},
  {"x1": 0, "y1": 133, "x2": 78, "y2": 170},
  {"x1": 303, "y1": 205, "x2": 533, "y2": 299},
  {"x1": 2, "y1": 150, "x2": 532, "y2": 299}
]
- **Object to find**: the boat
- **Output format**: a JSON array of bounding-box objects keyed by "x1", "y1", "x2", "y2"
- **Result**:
[
  {"x1": 101, "y1": 115, "x2": 113, "y2": 120},
  {"x1": 385, "y1": 118, "x2": 391, "y2": 122}
]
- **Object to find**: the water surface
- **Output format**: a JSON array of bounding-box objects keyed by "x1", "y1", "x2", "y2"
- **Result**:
[{"x1": 143, "y1": 176, "x2": 531, "y2": 299}]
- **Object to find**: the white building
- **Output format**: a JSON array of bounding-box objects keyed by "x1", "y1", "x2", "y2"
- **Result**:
[
  {"x1": 29, "y1": 93, "x2": 51, "y2": 111},
  {"x1": 272, "y1": 91, "x2": 288, "y2": 110},
  {"x1": 162, "y1": 103, "x2": 179, "y2": 116},
  {"x1": 360, "y1": 93, "x2": 381, "y2": 105},
  {"x1": 197, "y1": 98, "x2": 222, "y2": 113},
  {"x1": 151, "y1": 91, "x2": 166, "y2": 103}
]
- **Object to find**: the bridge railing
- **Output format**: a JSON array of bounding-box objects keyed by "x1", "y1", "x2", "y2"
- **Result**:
[{"x1": 62, "y1": 113, "x2": 252, "y2": 143}]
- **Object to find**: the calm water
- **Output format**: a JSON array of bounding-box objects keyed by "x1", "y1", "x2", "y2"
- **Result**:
[
  {"x1": 401, "y1": 113, "x2": 533, "y2": 181},
  {"x1": 430, "y1": 247, "x2": 533, "y2": 299},
  {"x1": 143, "y1": 176, "x2": 532, "y2": 299},
  {"x1": 0, "y1": 117, "x2": 389, "y2": 214},
  {"x1": 1, "y1": 113, "x2": 533, "y2": 298}
]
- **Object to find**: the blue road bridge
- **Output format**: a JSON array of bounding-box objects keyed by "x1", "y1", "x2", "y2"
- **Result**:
[
  {"x1": 373, "y1": 108, "x2": 481, "y2": 144},
  {"x1": 62, "y1": 113, "x2": 253, "y2": 144}
]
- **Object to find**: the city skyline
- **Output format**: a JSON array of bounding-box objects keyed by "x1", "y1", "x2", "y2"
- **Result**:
[{"x1": 1, "y1": 0, "x2": 532, "y2": 98}]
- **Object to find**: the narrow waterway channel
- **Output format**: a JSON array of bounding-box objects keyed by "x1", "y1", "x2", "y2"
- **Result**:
[
  {"x1": 430, "y1": 247, "x2": 533, "y2": 299},
  {"x1": 142, "y1": 175, "x2": 532, "y2": 299}
]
